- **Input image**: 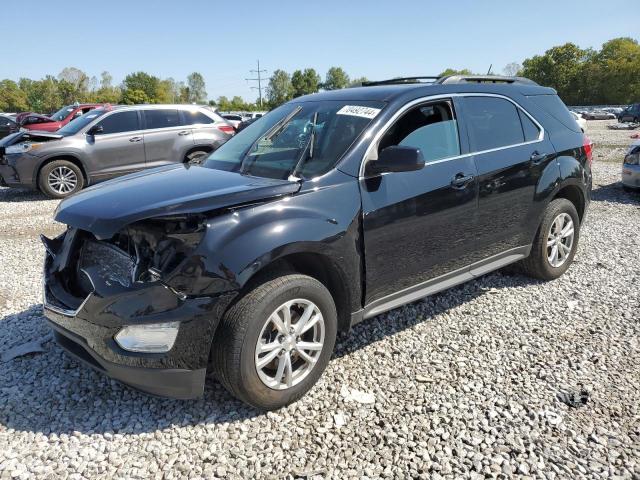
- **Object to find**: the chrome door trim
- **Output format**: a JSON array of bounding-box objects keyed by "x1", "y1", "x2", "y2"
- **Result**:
[{"x1": 359, "y1": 93, "x2": 545, "y2": 178}]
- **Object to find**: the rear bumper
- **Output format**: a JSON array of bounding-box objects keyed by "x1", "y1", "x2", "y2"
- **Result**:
[
  {"x1": 48, "y1": 320, "x2": 206, "y2": 399},
  {"x1": 622, "y1": 164, "x2": 640, "y2": 188}
]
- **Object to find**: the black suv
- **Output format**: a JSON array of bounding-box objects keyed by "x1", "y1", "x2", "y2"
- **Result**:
[{"x1": 42, "y1": 75, "x2": 592, "y2": 409}]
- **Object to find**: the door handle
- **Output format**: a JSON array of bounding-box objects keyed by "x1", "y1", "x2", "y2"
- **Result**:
[
  {"x1": 129, "y1": 136, "x2": 142, "y2": 142},
  {"x1": 530, "y1": 151, "x2": 547, "y2": 165},
  {"x1": 451, "y1": 173, "x2": 474, "y2": 189},
  {"x1": 178, "y1": 130, "x2": 190, "y2": 136}
]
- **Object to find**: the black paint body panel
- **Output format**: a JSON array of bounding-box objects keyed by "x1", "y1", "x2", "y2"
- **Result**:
[{"x1": 43, "y1": 81, "x2": 591, "y2": 399}]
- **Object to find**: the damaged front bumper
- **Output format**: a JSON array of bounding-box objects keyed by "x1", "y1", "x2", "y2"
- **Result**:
[{"x1": 41, "y1": 228, "x2": 235, "y2": 399}]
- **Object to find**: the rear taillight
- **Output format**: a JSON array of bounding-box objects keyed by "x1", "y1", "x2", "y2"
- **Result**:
[
  {"x1": 217, "y1": 125, "x2": 235, "y2": 134},
  {"x1": 583, "y1": 135, "x2": 593, "y2": 166}
]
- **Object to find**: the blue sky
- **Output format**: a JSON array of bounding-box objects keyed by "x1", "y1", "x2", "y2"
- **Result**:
[{"x1": 3, "y1": 0, "x2": 638, "y2": 102}]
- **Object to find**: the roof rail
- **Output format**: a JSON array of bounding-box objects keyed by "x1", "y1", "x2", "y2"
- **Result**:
[
  {"x1": 361, "y1": 76, "x2": 440, "y2": 87},
  {"x1": 436, "y1": 75, "x2": 538, "y2": 85}
]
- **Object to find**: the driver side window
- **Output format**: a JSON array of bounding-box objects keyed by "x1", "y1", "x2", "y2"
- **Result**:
[{"x1": 378, "y1": 100, "x2": 461, "y2": 163}]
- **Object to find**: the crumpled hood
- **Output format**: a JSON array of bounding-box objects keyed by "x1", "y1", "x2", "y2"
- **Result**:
[
  {"x1": 16, "y1": 112, "x2": 53, "y2": 124},
  {"x1": 55, "y1": 164, "x2": 301, "y2": 239},
  {"x1": 0, "y1": 130, "x2": 63, "y2": 146}
]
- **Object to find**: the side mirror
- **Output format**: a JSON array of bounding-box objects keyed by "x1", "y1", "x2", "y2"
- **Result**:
[
  {"x1": 365, "y1": 145, "x2": 425, "y2": 176},
  {"x1": 88, "y1": 125, "x2": 103, "y2": 135}
]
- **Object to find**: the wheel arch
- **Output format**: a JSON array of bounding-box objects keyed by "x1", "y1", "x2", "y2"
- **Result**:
[
  {"x1": 551, "y1": 181, "x2": 586, "y2": 222},
  {"x1": 183, "y1": 145, "x2": 213, "y2": 162},
  {"x1": 37, "y1": 155, "x2": 89, "y2": 186}
]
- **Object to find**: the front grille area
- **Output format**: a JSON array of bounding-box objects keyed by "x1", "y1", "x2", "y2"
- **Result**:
[
  {"x1": 44, "y1": 229, "x2": 138, "y2": 314},
  {"x1": 78, "y1": 240, "x2": 135, "y2": 289}
]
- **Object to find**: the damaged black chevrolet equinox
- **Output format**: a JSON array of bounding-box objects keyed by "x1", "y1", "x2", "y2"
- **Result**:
[{"x1": 43, "y1": 75, "x2": 592, "y2": 409}]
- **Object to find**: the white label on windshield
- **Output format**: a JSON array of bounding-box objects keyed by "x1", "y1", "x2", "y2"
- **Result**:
[
  {"x1": 336, "y1": 105, "x2": 381, "y2": 119},
  {"x1": 85, "y1": 114, "x2": 98, "y2": 119}
]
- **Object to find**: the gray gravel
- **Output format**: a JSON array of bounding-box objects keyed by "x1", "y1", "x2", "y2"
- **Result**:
[{"x1": 1, "y1": 158, "x2": 639, "y2": 479}]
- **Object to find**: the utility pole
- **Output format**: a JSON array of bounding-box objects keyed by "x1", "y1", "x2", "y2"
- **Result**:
[{"x1": 246, "y1": 60, "x2": 267, "y2": 108}]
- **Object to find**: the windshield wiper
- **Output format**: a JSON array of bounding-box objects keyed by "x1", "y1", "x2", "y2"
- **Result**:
[
  {"x1": 291, "y1": 111, "x2": 318, "y2": 179},
  {"x1": 239, "y1": 105, "x2": 302, "y2": 174}
]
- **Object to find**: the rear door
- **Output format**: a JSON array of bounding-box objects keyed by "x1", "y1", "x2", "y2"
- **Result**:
[
  {"x1": 361, "y1": 98, "x2": 479, "y2": 305},
  {"x1": 85, "y1": 110, "x2": 146, "y2": 180},
  {"x1": 459, "y1": 95, "x2": 556, "y2": 260},
  {"x1": 142, "y1": 109, "x2": 194, "y2": 167},
  {"x1": 181, "y1": 108, "x2": 222, "y2": 149}
]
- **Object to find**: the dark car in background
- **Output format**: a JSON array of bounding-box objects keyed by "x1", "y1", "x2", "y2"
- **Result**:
[
  {"x1": 41, "y1": 75, "x2": 592, "y2": 409},
  {"x1": 0, "y1": 104, "x2": 233, "y2": 197},
  {"x1": 0, "y1": 114, "x2": 20, "y2": 139},
  {"x1": 17, "y1": 104, "x2": 102, "y2": 132},
  {"x1": 619, "y1": 103, "x2": 640, "y2": 123}
]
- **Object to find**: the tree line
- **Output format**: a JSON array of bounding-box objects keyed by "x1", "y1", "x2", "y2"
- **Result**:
[
  {"x1": 0, "y1": 69, "x2": 209, "y2": 114},
  {"x1": 1, "y1": 36, "x2": 638, "y2": 114}
]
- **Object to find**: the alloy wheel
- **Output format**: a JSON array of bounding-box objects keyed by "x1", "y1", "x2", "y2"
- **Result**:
[
  {"x1": 546, "y1": 213, "x2": 575, "y2": 267},
  {"x1": 254, "y1": 299, "x2": 325, "y2": 390},
  {"x1": 48, "y1": 166, "x2": 78, "y2": 195}
]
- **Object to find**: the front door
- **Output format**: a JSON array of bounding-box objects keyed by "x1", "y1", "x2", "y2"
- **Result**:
[
  {"x1": 361, "y1": 98, "x2": 479, "y2": 305},
  {"x1": 85, "y1": 110, "x2": 146, "y2": 181}
]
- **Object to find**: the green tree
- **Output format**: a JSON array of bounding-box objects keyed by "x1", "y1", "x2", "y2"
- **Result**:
[
  {"x1": 323, "y1": 67, "x2": 350, "y2": 90},
  {"x1": 291, "y1": 68, "x2": 321, "y2": 97},
  {"x1": 20, "y1": 76, "x2": 61, "y2": 113},
  {"x1": 0, "y1": 79, "x2": 28, "y2": 112},
  {"x1": 123, "y1": 72, "x2": 161, "y2": 103},
  {"x1": 122, "y1": 88, "x2": 149, "y2": 105},
  {"x1": 348, "y1": 77, "x2": 369, "y2": 87},
  {"x1": 589, "y1": 37, "x2": 640, "y2": 104},
  {"x1": 187, "y1": 72, "x2": 207, "y2": 104},
  {"x1": 216, "y1": 96, "x2": 231, "y2": 111},
  {"x1": 438, "y1": 68, "x2": 474, "y2": 77},
  {"x1": 266, "y1": 70, "x2": 293, "y2": 107},
  {"x1": 520, "y1": 43, "x2": 592, "y2": 105}
]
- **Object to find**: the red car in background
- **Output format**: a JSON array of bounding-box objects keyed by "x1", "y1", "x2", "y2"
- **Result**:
[{"x1": 17, "y1": 103, "x2": 102, "y2": 131}]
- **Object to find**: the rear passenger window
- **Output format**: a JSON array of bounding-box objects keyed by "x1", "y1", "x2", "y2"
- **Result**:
[
  {"x1": 95, "y1": 111, "x2": 140, "y2": 134},
  {"x1": 378, "y1": 100, "x2": 461, "y2": 163},
  {"x1": 465, "y1": 97, "x2": 525, "y2": 151},
  {"x1": 183, "y1": 110, "x2": 215, "y2": 125},
  {"x1": 518, "y1": 110, "x2": 541, "y2": 142},
  {"x1": 144, "y1": 109, "x2": 180, "y2": 129}
]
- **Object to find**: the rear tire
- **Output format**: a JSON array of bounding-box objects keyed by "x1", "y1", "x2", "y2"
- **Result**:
[
  {"x1": 185, "y1": 150, "x2": 209, "y2": 166},
  {"x1": 519, "y1": 199, "x2": 580, "y2": 280},
  {"x1": 38, "y1": 160, "x2": 84, "y2": 199},
  {"x1": 211, "y1": 274, "x2": 337, "y2": 410}
]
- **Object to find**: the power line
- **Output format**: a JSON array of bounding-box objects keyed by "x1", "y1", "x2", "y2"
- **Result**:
[{"x1": 246, "y1": 60, "x2": 268, "y2": 108}]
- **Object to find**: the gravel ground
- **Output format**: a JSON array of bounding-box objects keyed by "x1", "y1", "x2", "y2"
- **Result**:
[
  {"x1": 586, "y1": 119, "x2": 639, "y2": 163},
  {"x1": 0, "y1": 155, "x2": 639, "y2": 478}
]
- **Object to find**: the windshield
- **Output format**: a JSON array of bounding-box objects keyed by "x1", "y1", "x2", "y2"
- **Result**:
[
  {"x1": 204, "y1": 100, "x2": 385, "y2": 179},
  {"x1": 57, "y1": 108, "x2": 106, "y2": 136},
  {"x1": 50, "y1": 106, "x2": 76, "y2": 121}
]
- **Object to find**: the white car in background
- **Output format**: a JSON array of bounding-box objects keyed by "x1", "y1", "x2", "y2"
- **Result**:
[
  {"x1": 572, "y1": 112, "x2": 587, "y2": 132},
  {"x1": 244, "y1": 112, "x2": 266, "y2": 120},
  {"x1": 221, "y1": 114, "x2": 243, "y2": 130}
]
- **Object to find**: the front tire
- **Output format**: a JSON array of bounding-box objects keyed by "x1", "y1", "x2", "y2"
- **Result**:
[
  {"x1": 211, "y1": 274, "x2": 337, "y2": 410},
  {"x1": 519, "y1": 198, "x2": 580, "y2": 280},
  {"x1": 38, "y1": 160, "x2": 84, "y2": 199}
]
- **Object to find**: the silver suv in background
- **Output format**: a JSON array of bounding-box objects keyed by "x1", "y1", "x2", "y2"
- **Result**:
[{"x1": 0, "y1": 104, "x2": 234, "y2": 198}]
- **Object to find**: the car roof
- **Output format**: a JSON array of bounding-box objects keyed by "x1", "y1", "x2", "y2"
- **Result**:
[
  {"x1": 293, "y1": 82, "x2": 555, "y2": 104},
  {"x1": 106, "y1": 104, "x2": 214, "y2": 112}
]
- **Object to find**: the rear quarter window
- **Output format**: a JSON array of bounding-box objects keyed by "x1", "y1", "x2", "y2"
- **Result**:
[{"x1": 526, "y1": 94, "x2": 581, "y2": 133}]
